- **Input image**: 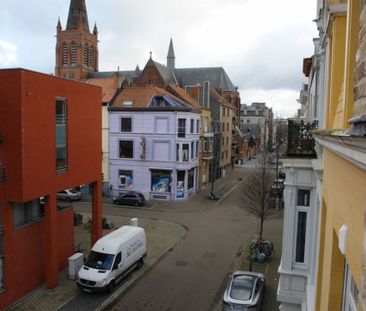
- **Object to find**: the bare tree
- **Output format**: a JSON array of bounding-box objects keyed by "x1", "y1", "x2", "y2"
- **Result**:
[{"x1": 241, "y1": 152, "x2": 277, "y2": 241}]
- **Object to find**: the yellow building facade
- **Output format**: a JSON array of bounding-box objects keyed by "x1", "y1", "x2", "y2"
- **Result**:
[
  {"x1": 314, "y1": 1, "x2": 366, "y2": 310},
  {"x1": 198, "y1": 108, "x2": 213, "y2": 190}
]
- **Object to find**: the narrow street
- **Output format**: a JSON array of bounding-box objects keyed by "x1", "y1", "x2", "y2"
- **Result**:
[{"x1": 71, "y1": 166, "x2": 282, "y2": 311}]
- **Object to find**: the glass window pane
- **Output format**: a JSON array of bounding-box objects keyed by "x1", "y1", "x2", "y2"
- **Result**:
[
  {"x1": 119, "y1": 141, "x2": 133, "y2": 158},
  {"x1": 121, "y1": 118, "x2": 132, "y2": 132},
  {"x1": 295, "y1": 211, "x2": 307, "y2": 263},
  {"x1": 297, "y1": 189, "x2": 310, "y2": 206}
]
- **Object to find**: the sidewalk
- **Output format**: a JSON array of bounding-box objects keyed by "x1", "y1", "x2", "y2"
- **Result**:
[
  {"x1": 7, "y1": 217, "x2": 186, "y2": 311},
  {"x1": 6, "y1": 167, "x2": 258, "y2": 311}
]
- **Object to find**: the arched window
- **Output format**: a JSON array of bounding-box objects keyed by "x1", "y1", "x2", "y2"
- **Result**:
[
  {"x1": 89, "y1": 45, "x2": 95, "y2": 68},
  {"x1": 71, "y1": 42, "x2": 77, "y2": 64},
  {"x1": 83, "y1": 43, "x2": 89, "y2": 66},
  {"x1": 62, "y1": 43, "x2": 68, "y2": 65}
]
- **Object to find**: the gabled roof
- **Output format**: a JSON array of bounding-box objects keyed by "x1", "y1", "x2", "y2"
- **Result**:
[
  {"x1": 111, "y1": 86, "x2": 155, "y2": 108},
  {"x1": 110, "y1": 86, "x2": 198, "y2": 112},
  {"x1": 210, "y1": 88, "x2": 233, "y2": 108},
  {"x1": 84, "y1": 77, "x2": 117, "y2": 103},
  {"x1": 87, "y1": 70, "x2": 136, "y2": 81},
  {"x1": 167, "y1": 85, "x2": 201, "y2": 110},
  {"x1": 153, "y1": 60, "x2": 178, "y2": 84},
  {"x1": 175, "y1": 67, "x2": 235, "y2": 91}
]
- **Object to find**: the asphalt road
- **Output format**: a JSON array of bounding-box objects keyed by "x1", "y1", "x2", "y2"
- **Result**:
[{"x1": 71, "y1": 166, "x2": 282, "y2": 311}]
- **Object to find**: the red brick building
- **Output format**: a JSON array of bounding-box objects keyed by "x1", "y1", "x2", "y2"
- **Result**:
[
  {"x1": 55, "y1": 0, "x2": 98, "y2": 80},
  {"x1": 0, "y1": 69, "x2": 102, "y2": 309}
]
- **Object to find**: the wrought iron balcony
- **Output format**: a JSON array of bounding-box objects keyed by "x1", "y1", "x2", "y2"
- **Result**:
[{"x1": 287, "y1": 118, "x2": 318, "y2": 157}]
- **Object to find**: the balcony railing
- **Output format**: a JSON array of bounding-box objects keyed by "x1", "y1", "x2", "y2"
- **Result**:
[{"x1": 287, "y1": 118, "x2": 318, "y2": 157}]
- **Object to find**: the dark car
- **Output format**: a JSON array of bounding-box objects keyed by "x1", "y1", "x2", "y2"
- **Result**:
[
  {"x1": 223, "y1": 271, "x2": 265, "y2": 311},
  {"x1": 113, "y1": 191, "x2": 145, "y2": 207}
]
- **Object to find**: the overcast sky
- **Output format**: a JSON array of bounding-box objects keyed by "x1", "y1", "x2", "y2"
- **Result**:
[{"x1": 0, "y1": 0, "x2": 318, "y2": 117}]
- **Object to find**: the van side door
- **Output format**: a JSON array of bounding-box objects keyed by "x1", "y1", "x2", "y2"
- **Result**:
[{"x1": 112, "y1": 251, "x2": 123, "y2": 279}]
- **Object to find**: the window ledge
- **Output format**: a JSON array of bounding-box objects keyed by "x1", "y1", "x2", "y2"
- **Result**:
[{"x1": 314, "y1": 133, "x2": 366, "y2": 170}]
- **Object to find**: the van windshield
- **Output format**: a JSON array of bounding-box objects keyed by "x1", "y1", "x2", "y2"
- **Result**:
[{"x1": 85, "y1": 251, "x2": 114, "y2": 270}]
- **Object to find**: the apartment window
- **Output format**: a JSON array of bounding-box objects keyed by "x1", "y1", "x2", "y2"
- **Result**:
[
  {"x1": 119, "y1": 140, "x2": 133, "y2": 158},
  {"x1": 297, "y1": 189, "x2": 310, "y2": 206},
  {"x1": 121, "y1": 117, "x2": 132, "y2": 132},
  {"x1": 295, "y1": 211, "x2": 307, "y2": 263},
  {"x1": 196, "y1": 120, "x2": 199, "y2": 133},
  {"x1": 119, "y1": 170, "x2": 133, "y2": 188},
  {"x1": 56, "y1": 98, "x2": 68, "y2": 173},
  {"x1": 203, "y1": 138, "x2": 208, "y2": 152},
  {"x1": 294, "y1": 189, "x2": 311, "y2": 265},
  {"x1": 176, "y1": 144, "x2": 180, "y2": 161},
  {"x1": 178, "y1": 119, "x2": 186, "y2": 137},
  {"x1": 182, "y1": 144, "x2": 189, "y2": 162},
  {"x1": 13, "y1": 200, "x2": 43, "y2": 228},
  {"x1": 227, "y1": 123, "x2": 229, "y2": 131},
  {"x1": 188, "y1": 168, "x2": 195, "y2": 189},
  {"x1": 342, "y1": 264, "x2": 359, "y2": 311},
  {"x1": 190, "y1": 119, "x2": 194, "y2": 133},
  {"x1": 196, "y1": 141, "x2": 199, "y2": 157},
  {"x1": 191, "y1": 142, "x2": 194, "y2": 159},
  {"x1": 204, "y1": 117, "x2": 209, "y2": 132}
]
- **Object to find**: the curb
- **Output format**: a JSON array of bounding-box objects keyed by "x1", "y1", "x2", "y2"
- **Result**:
[{"x1": 95, "y1": 223, "x2": 188, "y2": 311}]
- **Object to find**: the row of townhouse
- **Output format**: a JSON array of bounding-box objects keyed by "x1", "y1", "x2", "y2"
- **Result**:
[
  {"x1": 278, "y1": 0, "x2": 366, "y2": 310},
  {"x1": 0, "y1": 0, "x2": 243, "y2": 308},
  {"x1": 55, "y1": 0, "x2": 242, "y2": 201}
]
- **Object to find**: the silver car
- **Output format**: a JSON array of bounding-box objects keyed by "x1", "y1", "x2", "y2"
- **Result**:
[
  {"x1": 222, "y1": 271, "x2": 265, "y2": 311},
  {"x1": 57, "y1": 189, "x2": 82, "y2": 202}
]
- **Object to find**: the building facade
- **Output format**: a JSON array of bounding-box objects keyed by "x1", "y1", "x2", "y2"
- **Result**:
[
  {"x1": 313, "y1": 1, "x2": 366, "y2": 310},
  {"x1": 278, "y1": 1, "x2": 366, "y2": 310},
  {"x1": 109, "y1": 86, "x2": 200, "y2": 201},
  {"x1": 0, "y1": 69, "x2": 102, "y2": 309}
]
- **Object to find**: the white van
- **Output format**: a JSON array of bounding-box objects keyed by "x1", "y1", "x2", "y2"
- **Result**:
[{"x1": 77, "y1": 225, "x2": 147, "y2": 292}]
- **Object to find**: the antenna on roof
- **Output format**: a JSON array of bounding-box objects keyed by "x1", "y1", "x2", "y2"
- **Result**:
[{"x1": 149, "y1": 51, "x2": 152, "y2": 59}]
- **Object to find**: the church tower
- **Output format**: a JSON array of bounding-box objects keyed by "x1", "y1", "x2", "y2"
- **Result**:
[{"x1": 55, "y1": 0, "x2": 98, "y2": 80}]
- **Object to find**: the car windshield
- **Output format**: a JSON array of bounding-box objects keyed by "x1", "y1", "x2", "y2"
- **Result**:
[
  {"x1": 85, "y1": 251, "x2": 114, "y2": 270},
  {"x1": 69, "y1": 189, "x2": 79, "y2": 194},
  {"x1": 230, "y1": 276, "x2": 254, "y2": 301}
]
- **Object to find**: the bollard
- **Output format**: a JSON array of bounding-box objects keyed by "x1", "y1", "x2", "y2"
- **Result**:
[{"x1": 130, "y1": 217, "x2": 138, "y2": 226}]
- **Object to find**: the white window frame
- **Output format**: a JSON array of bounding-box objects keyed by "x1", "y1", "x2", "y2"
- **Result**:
[
  {"x1": 342, "y1": 263, "x2": 358, "y2": 311},
  {"x1": 292, "y1": 188, "x2": 311, "y2": 270}
]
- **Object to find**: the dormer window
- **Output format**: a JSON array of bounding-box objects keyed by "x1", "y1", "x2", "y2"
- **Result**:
[{"x1": 122, "y1": 101, "x2": 133, "y2": 106}]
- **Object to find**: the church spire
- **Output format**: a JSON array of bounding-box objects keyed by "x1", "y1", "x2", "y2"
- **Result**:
[
  {"x1": 167, "y1": 38, "x2": 175, "y2": 70},
  {"x1": 66, "y1": 0, "x2": 90, "y2": 32}
]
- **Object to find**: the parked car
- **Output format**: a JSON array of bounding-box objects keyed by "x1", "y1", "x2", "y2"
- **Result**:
[
  {"x1": 57, "y1": 189, "x2": 82, "y2": 202},
  {"x1": 113, "y1": 191, "x2": 145, "y2": 207},
  {"x1": 223, "y1": 271, "x2": 265, "y2": 311}
]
